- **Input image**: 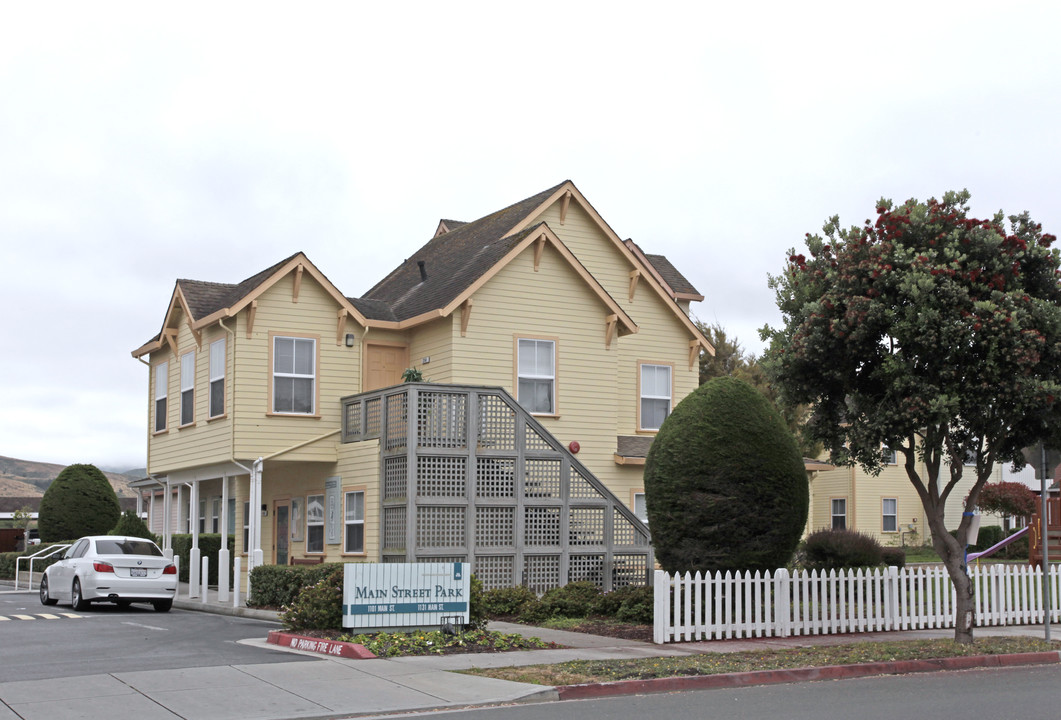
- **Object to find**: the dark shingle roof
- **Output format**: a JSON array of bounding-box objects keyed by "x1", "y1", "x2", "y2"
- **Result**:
[
  {"x1": 177, "y1": 253, "x2": 300, "y2": 321},
  {"x1": 645, "y1": 253, "x2": 701, "y2": 298},
  {"x1": 362, "y1": 182, "x2": 567, "y2": 320}
]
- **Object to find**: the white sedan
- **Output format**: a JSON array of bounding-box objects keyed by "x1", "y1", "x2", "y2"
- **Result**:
[{"x1": 39, "y1": 535, "x2": 177, "y2": 612}]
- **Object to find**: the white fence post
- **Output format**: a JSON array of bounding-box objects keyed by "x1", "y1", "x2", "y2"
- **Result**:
[
  {"x1": 653, "y1": 569, "x2": 669, "y2": 644},
  {"x1": 774, "y1": 568, "x2": 790, "y2": 638},
  {"x1": 233, "y1": 555, "x2": 242, "y2": 609},
  {"x1": 201, "y1": 555, "x2": 209, "y2": 604}
]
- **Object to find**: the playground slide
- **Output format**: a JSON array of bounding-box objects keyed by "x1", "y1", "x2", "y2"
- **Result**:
[{"x1": 966, "y1": 525, "x2": 1029, "y2": 562}]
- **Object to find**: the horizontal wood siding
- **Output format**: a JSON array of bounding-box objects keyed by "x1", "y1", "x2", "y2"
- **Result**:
[
  {"x1": 408, "y1": 317, "x2": 454, "y2": 384},
  {"x1": 450, "y1": 243, "x2": 623, "y2": 497}
]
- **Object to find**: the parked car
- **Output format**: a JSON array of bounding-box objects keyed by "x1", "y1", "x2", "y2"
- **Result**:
[
  {"x1": 39, "y1": 536, "x2": 177, "y2": 612},
  {"x1": 27, "y1": 528, "x2": 40, "y2": 546}
]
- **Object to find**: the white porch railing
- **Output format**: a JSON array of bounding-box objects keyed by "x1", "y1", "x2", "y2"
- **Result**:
[{"x1": 653, "y1": 564, "x2": 1061, "y2": 644}]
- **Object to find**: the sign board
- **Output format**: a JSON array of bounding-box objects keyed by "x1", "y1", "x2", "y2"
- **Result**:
[
  {"x1": 343, "y1": 563, "x2": 469, "y2": 630},
  {"x1": 324, "y1": 476, "x2": 341, "y2": 545},
  {"x1": 1021, "y1": 444, "x2": 1061, "y2": 480}
]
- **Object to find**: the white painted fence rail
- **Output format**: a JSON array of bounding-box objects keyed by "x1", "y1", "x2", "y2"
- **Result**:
[{"x1": 653, "y1": 564, "x2": 1061, "y2": 644}]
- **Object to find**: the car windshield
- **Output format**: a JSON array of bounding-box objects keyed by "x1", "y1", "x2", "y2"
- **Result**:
[{"x1": 94, "y1": 539, "x2": 162, "y2": 557}]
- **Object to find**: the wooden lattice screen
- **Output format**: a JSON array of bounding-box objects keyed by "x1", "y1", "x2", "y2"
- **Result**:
[{"x1": 341, "y1": 383, "x2": 653, "y2": 592}]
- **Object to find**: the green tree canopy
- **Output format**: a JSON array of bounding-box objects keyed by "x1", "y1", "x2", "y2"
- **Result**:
[
  {"x1": 38, "y1": 463, "x2": 121, "y2": 542},
  {"x1": 761, "y1": 190, "x2": 1061, "y2": 642},
  {"x1": 644, "y1": 376, "x2": 808, "y2": 574}
]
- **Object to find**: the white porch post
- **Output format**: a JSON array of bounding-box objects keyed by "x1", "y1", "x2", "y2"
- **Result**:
[
  {"x1": 136, "y1": 490, "x2": 143, "y2": 518},
  {"x1": 189, "y1": 481, "x2": 200, "y2": 599},
  {"x1": 218, "y1": 474, "x2": 230, "y2": 602},
  {"x1": 251, "y1": 458, "x2": 264, "y2": 572},
  {"x1": 162, "y1": 478, "x2": 173, "y2": 558}
]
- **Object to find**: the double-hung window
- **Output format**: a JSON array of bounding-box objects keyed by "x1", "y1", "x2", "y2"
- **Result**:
[
  {"x1": 517, "y1": 338, "x2": 555, "y2": 414},
  {"x1": 154, "y1": 361, "x2": 168, "y2": 433},
  {"x1": 633, "y1": 492, "x2": 648, "y2": 525},
  {"x1": 344, "y1": 490, "x2": 365, "y2": 554},
  {"x1": 209, "y1": 338, "x2": 226, "y2": 418},
  {"x1": 273, "y1": 336, "x2": 316, "y2": 414},
  {"x1": 180, "y1": 351, "x2": 195, "y2": 426},
  {"x1": 882, "y1": 498, "x2": 898, "y2": 532},
  {"x1": 639, "y1": 364, "x2": 672, "y2": 430},
  {"x1": 242, "y1": 501, "x2": 250, "y2": 554},
  {"x1": 306, "y1": 494, "x2": 324, "y2": 553},
  {"x1": 831, "y1": 498, "x2": 847, "y2": 530}
]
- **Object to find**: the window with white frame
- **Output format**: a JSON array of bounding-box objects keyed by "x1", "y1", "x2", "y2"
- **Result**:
[
  {"x1": 180, "y1": 351, "x2": 195, "y2": 426},
  {"x1": 307, "y1": 494, "x2": 324, "y2": 553},
  {"x1": 209, "y1": 337, "x2": 226, "y2": 418},
  {"x1": 633, "y1": 492, "x2": 648, "y2": 525},
  {"x1": 242, "y1": 501, "x2": 250, "y2": 554},
  {"x1": 154, "y1": 361, "x2": 168, "y2": 432},
  {"x1": 517, "y1": 338, "x2": 555, "y2": 414},
  {"x1": 640, "y1": 364, "x2": 672, "y2": 430},
  {"x1": 290, "y1": 497, "x2": 304, "y2": 542},
  {"x1": 198, "y1": 499, "x2": 206, "y2": 533},
  {"x1": 344, "y1": 491, "x2": 365, "y2": 554},
  {"x1": 831, "y1": 498, "x2": 847, "y2": 530},
  {"x1": 211, "y1": 498, "x2": 220, "y2": 533},
  {"x1": 228, "y1": 498, "x2": 235, "y2": 536},
  {"x1": 883, "y1": 446, "x2": 897, "y2": 464},
  {"x1": 882, "y1": 498, "x2": 898, "y2": 532},
  {"x1": 273, "y1": 336, "x2": 316, "y2": 414}
]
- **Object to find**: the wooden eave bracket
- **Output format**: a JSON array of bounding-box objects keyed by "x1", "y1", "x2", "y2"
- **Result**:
[
  {"x1": 560, "y1": 190, "x2": 572, "y2": 225},
  {"x1": 246, "y1": 300, "x2": 258, "y2": 339},
  {"x1": 461, "y1": 298, "x2": 473, "y2": 337},
  {"x1": 336, "y1": 308, "x2": 348, "y2": 345},
  {"x1": 533, "y1": 235, "x2": 546, "y2": 271},
  {"x1": 293, "y1": 264, "x2": 304, "y2": 302},
  {"x1": 605, "y1": 314, "x2": 618, "y2": 350},
  {"x1": 162, "y1": 328, "x2": 179, "y2": 356},
  {"x1": 628, "y1": 269, "x2": 641, "y2": 301},
  {"x1": 688, "y1": 339, "x2": 700, "y2": 369}
]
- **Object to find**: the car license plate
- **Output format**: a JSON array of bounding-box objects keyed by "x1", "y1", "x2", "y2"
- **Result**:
[{"x1": 130, "y1": 568, "x2": 148, "y2": 577}]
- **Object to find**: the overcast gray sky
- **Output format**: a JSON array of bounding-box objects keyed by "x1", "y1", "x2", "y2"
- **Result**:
[{"x1": 2, "y1": 1, "x2": 1059, "y2": 471}]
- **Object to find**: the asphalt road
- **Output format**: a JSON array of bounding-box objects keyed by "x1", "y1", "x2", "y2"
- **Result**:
[
  {"x1": 359, "y1": 664, "x2": 1061, "y2": 720},
  {"x1": 0, "y1": 589, "x2": 311, "y2": 683}
]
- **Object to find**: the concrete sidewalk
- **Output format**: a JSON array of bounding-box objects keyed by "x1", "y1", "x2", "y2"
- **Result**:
[{"x1": 2, "y1": 578, "x2": 1057, "y2": 720}]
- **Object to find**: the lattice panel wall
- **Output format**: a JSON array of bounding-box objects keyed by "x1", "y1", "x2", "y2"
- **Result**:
[
  {"x1": 416, "y1": 506, "x2": 466, "y2": 549},
  {"x1": 568, "y1": 507, "x2": 605, "y2": 546},
  {"x1": 568, "y1": 554, "x2": 605, "y2": 585},
  {"x1": 569, "y1": 468, "x2": 603, "y2": 499},
  {"x1": 344, "y1": 400, "x2": 362, "y2": 438},
  {"x1": 384, "y1": 394, "x2": 408, "y2": 450},
  {"x1": 418, "y1": 392, "x2": 467, "y2": 449},
  {"x1": 524, "y1": 459, "x2": 561, "y2": 499},
  {"x1": 476, "y1": 458, "x2": 515, "y2": 498},
  {"x1": 477, "y1": 394, "x2": 516, "y2": 451},
  {"x1": 475, "y1": 555, "x2": 515, "y2": 590},
  {"x1": 612, "y1": 554, "x2": 648, "y2": 587},
  {"x1": 525, "y1": 425, "x2": 552, "y2": 452},
  {"x1": 475, "y1": 507, "x2": 515, "y2": 548},
  {"x1": 383, "y1": 456, "x2": 408, "y2": 501},
  {"x1": 523, "y1": 555, "x2": 561, "y2": 593},
  {"x1": 524, "y1": 506, "x2": 561, "y2": 546},
  {"x1": 416, "y1": 456, "x2": 466, "y2": 498},
  {"x1": 364, "y1": 397, "x2": 382, "y2": 437},
  {"x1": 382, "y1": 507, "x2": 407, "y2": 551}
]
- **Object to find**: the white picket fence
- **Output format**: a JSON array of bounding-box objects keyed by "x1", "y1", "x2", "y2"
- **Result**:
[{"x1": 653, "y1": 564, "x2": 1061, "y2": 644}]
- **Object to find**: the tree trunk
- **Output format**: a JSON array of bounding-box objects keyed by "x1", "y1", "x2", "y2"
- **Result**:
[{"x1": 931, "y1": 518, "x2": 976, "y2": 643}]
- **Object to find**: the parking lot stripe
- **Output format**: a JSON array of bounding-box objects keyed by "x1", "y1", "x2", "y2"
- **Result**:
[
  {"x1": 0, "y1": 616, "x2": 9, "y2": 621},
  {"x1": 13, "y1": 614, "x2": 36, "y2": 620},
  {"x1": 37, "y1": 613, "x2": 61, "y2": 619},
  {"x1": 59, "y1": 613, "x2": 82, "y2": 618}
]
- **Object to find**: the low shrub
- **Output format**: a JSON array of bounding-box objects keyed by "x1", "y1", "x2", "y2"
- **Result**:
[
  {"x1": 612, "y1": 586, "x2": 654, "y2": 624},
  {"x1": 800, "y1": 529, "x2": 883, "y2": 571},
  {"x1": 1000, "y1": 528, "x2": 1030, "y2": 560},
  {"x1": 468, "y1": 574, "x2": 488, "y2": 630},
  {"x1": 519, "y1": 581, "x2": 601, "y2": 622},
  {"x1": 280, "y1": 565, "x2": 344, "y2": 630},
  {"x1": 880, "y1": 547, "x2": 906, "y2": 569},
  {"x1": 0, "y1": 543, "x2": 69, "y2": 579},
  {"x1": 170, "y1": 534, "x2": 235, "y2": 587},
  {"x1": 248, "y1": 563, "x2": 342, "y2": 607},
  {"x1": 482, "y1": 585, "x2": 538, "y2": 617}
]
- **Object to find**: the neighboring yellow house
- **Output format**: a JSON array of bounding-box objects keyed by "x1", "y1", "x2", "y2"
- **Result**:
[
  {"x1": 807, "y1": 449, "x2": 1004, "y2": 546},
  {"x1": 131, "y1": 180, "x2": 712, "y2": 593}
]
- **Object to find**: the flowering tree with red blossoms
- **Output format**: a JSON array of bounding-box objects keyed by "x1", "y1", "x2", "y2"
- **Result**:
[
  {"x1": 762, "y1": 190, "x2": 1061, "y2": 643},
  {"x1": 976, "y1": 481, "x2": 1039, "y2": 520}
]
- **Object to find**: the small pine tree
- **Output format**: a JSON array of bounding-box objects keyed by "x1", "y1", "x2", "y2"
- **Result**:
[
  {"x1": 38, "y1": 464, "x2": 121, "y2": 542},
  {"x1": 110, "y1": 510, "x2": 156, "y2": 541}
]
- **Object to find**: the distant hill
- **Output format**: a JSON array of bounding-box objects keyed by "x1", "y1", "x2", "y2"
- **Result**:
[{"x1": 0, "y1": 456, "x2": 140, "y2": 498}]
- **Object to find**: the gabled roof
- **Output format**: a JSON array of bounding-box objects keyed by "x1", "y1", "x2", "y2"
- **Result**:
[{"x1": 621, "y1": 240, "x2": 704, "y2": 302}]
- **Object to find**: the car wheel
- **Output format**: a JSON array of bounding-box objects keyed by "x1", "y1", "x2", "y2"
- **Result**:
[
  {"x1": 152, "y1": 599, "x2": 172, "y2": 613},
  {"x1": 71, "y1": 578, "x2": 90, "y2": 611},
  {"x1": 39, "y1": 575, "x2": 58, "y2": 606}
]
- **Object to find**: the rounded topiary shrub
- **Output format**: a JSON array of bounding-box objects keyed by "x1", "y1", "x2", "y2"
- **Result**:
[
  {"x1": 110, "y1": 510, "x2": 156, "y2": 541},
  {"x1": 38, "y1": 464, "x2": 121, "y2": 543},
  {"x1": 644, "y1": 376, "x2": 808, "y2": 574},
  {"x1": 801, "y1": 528, "x2": 882, "y2": 570}
]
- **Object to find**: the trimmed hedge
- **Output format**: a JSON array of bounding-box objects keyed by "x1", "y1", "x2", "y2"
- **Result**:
[
  {"x1": 247, "y1": 563, "x2": 344, "y2": 608},
  {"x1": 171, "y1": 534, "x2": 235, "y2": 587},
  {"x1": 110, "y1": 511, "x2": 156, "y2": 541},
  {"x1": 800, "y1": 528, "x2": 883, "y2": 570},
  {"x1": 0, "y1": 543, "x2": 69, "y2": 580}
]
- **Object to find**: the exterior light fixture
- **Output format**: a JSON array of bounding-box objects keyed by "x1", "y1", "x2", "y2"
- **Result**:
[{"x1": 345, "y1": 333, "x2": 356, "y2": 347}]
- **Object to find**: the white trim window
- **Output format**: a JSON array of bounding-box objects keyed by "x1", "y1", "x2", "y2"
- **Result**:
[
  {"x1": 180, "y1": 351, "x2": 195, "y2": 426},
  {"x1": 517, "y1": 338, "x2": 555, "y2": 414},
  {"x1": 154, "y1": 361, "x2": 168, "y2": 432},
  {"x1": 273, "y1": 336, "x2": 316, "y2": 414},
  {"x1": 882, "y1": 498, "x2": 898, "y2": 532},
  {"x1": 209, "y1": 338, "x2": 226, "y2": 418},
  {"x1": 640, "y1": 364, "x2": 672, "y2": 430},
  {"x1": 211, "y1": 498, "x2": 220, "y2": 533},
  {"x1": 306, "y1": 494, "x2": 324, "y2": 553},
  {"x1": 633, "y1": 492, "x2": 648, "y2": 525},
  {"x1": 290, "y1": 497, "x2": 304, "y2": 542},
  {"x1": 831, "y1": 498, "x2": 847, "y2": 530},
  {"x1": 242, "y1": 501, "x2": 250, "y2": 554},
  {"x1": 344, "y1": 491, "x2": 365, "y2": 554},
  {"x1": 884, "y1": 446, "x2": 898, "y2": 465}
]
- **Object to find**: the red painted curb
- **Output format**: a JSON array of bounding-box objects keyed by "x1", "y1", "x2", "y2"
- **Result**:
[
  {"x1": 555, "y1": 651, "x2": 1061, "y2": 700},
  {"x1": 267, "y1": 630, "x2": 377, "y2": 659}
]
